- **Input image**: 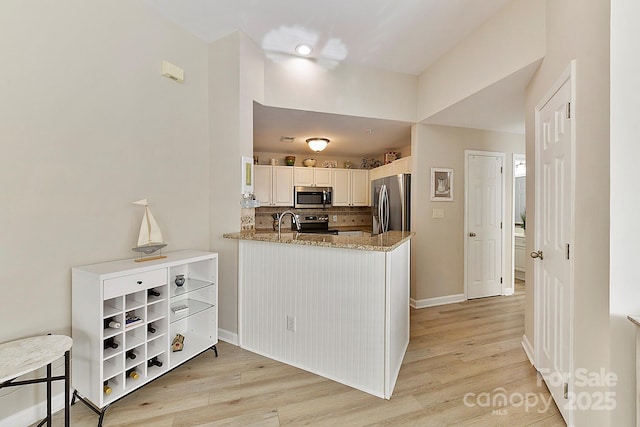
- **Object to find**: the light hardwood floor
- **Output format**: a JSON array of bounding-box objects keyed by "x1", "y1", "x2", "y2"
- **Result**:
[{"x1": 45, "y1": 282, "x2": 565, "y2": 426}]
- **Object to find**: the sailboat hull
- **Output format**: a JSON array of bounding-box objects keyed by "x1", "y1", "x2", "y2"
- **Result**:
[{"x1": 132, "y1": 243, "x2": 167, "y2": 255}]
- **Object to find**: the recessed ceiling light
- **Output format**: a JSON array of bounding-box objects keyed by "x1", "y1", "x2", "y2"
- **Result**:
[{"x1": 295, "y1": 44, "x2": 312, "y2": 56}]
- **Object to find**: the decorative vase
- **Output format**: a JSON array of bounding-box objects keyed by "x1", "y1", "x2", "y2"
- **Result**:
[{"x1": 175, "y1": 274, "x2": 185, "y2": 287}]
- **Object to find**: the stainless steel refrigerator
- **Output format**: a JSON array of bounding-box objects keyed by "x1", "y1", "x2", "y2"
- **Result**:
[{"x1": 372, "y1": 174, "x2": 411, "y2": 235}]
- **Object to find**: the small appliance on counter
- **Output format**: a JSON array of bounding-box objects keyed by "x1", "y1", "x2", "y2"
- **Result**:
[{"x1": 372, "y1": 174, "x2": 411, "y2": 235}]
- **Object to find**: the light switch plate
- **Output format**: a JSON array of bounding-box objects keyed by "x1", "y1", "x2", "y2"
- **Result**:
[{"x1": 432, "y1": 208, "x2": 445, "y2": 219}]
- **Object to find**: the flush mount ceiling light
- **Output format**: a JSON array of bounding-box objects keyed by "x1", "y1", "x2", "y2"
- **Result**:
[
  {"x1": 295, "y1": 44, "x2": 312, "y2": 56},
  {"x1": 306, "y1": 137, "x2": 329, "y2": 152}
]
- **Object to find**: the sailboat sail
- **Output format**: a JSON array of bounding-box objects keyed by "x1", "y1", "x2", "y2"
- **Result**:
[
  {"x1": 137, "y1": 206, "x2": 164, "y2": 246},
  {"x1": 132, "y1": 199, "x2": 167, "y2": 256}
]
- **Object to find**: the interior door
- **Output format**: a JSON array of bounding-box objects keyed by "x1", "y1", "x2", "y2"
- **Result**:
[
  {"x1": 466, "y1": 153, "x2": 504, "y2": 299},
  {"x1": 534, "y1": 73, "x2": 573, "y2": 424}
]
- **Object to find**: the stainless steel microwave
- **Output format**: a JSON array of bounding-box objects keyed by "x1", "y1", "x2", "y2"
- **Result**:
[{"x1": 294, "y1": 186, "x2": 332, "y2": 208}]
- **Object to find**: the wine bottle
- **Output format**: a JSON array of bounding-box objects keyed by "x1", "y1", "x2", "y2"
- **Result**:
[
  {"x1": 103, "y1": 317, "x2": 121, "y2": 329},
  {"x1": 126, "y1": 350, "x2": 137, "y2": 360},
  {"x1": 103, "y1": 380, "x2": 112, "y2": 395},
  {"x1": 147, "y1": 356, "x2": 163, "y2": 368},
  {"x1": 103, "y1": 337, "x2": 118, "y2": 349},
  {"x1": 147, "y1": 288, "x2": 160, "y2": 297},
  {"x1": 147, "y1": 323, "x2": 156, "y2": 334},
  {"x1": 126, "y1": 368, "x2": 140, "y2": 380}
]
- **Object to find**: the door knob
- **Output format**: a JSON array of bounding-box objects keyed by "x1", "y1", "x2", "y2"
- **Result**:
[
  {"x1": 530, "y1": 250, "x2": 544, "y2": 260},
  {"x1": 469, "y1": 232, "x2": 476, "y2": 237}
]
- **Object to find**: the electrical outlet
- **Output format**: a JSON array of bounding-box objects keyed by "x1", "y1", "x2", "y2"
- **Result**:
[
  {"x1": 287, "y1": 315, "x2": 296, "y2": 332},
  {"x1": 432, "y1": 208, "x2": 445, "y2": 219},
  {"x1": 332, "y1": 215, "x2": 338, "y2": 222}
]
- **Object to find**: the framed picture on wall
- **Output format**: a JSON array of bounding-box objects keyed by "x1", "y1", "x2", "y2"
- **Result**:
[
  {"x1": 241, "y1": 156, "x2": 254, "y2": 195},
  {"x1": 431, "y1": 167, "x2": 454, "y2": 201}
]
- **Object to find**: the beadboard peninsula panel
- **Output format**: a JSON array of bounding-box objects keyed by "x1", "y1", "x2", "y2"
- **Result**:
[
  {"x1": 239, "y1": 240, "x2": 389, "y2": 397},
  {"x1": 385, "y1": 239, "x2": 410, "y2": 397}
]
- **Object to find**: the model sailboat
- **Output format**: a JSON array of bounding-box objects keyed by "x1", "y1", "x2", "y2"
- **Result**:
[{"x1": 132, "y1": 199, "x2": 167, "y2": 262}]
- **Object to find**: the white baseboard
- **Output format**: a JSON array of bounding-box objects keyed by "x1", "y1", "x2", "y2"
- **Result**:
[
  {"x1": 218, "y1": 328, "x2": 238, "y2": 346},
  {"x1": 411, "y1": 293, "x2": 466, "y2": 309},
  {"x1": 0, "y1": 391, "x2": 67, "y2": 427},
  {"x1": 521, "y1": 334, "x2": 535, "y2": 366},
  {"x1": 503, "y1": 287, "x2": 514, "y2": 296}
]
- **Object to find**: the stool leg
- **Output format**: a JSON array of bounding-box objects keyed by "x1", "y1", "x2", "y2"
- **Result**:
[
  {"x1": 46, "y1": 363, "x2": 52, "y2": 427},
  {"x1": 64, "y1": 351, "x2": 70, "y2": 426}
]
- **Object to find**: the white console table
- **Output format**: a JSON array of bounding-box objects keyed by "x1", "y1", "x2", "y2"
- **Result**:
[{"x1": 0, "y1": 335, "x2": 72, "y2": 426}]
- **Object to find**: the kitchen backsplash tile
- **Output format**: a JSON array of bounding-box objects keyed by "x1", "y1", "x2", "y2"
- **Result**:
[
  {"x1": 255, "y1": 206, "x2": 372, "y2": 230},
  {"x1": 241, "y1": 207, "x2": 255, "y2": 230}
]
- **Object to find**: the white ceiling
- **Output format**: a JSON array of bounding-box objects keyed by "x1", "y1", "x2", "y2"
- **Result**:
[{"x1": 144, "y1": 0, "x2": 527, "y2": 156}]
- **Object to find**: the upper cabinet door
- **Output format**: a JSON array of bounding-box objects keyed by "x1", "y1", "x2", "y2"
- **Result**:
[
  {"x1": 254, "y1": 165, "x2": 273, "y2": 206},
  {"x1": 314, "y1": 168, "x2": 332, "y2": 187},
  {"x1": 350, "y1": 170, "x2": 369, "y2": 206},
  {"x1": 272, "y1": 166, "x2": 294, "y2": 206},
  {"x1": 332, "y1": 169, "x2": 351, "y2": 206},
  {"x1": 293, "y1": 167, "x2": 314, "y2": 187}
]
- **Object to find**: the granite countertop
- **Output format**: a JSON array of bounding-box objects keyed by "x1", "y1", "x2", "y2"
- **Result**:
[{"x1": 223, "y1": 230, "x2": 413, "y2": 252}]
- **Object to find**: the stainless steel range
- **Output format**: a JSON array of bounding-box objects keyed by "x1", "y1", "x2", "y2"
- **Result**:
[{"x1": 293, "y1": 214, "x2": 339, "y2": 235}]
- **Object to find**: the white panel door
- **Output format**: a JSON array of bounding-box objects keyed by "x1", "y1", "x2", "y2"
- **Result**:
[
  {"x1": 535, "y1": 74, "x2": 573, "y2": 424},
  {"x1": 467, "y1": 154, "x2": 503, "y2": 299}
]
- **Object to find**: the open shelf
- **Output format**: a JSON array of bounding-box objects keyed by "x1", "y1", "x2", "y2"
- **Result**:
[
  {"x1": 170, "y1": 278, "x2": 214, "y2": 298},
  {"x1": 170, "y1": 299, "x2": 214, "y2": 323}
]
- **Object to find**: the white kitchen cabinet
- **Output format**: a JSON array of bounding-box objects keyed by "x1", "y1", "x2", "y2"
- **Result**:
[
  {"x1": 254, "y1": 165, "x2": 294, "y2": 207},
  {"x1": 71, "y1": 250, "x2": 218, "y2": 419},
  {"x1": 370, "y1": 156, "x2": 412, "y2": 181},
  {"x1": 332, "y1": 168, "x2": 369, "y2": 207},
  {"x1": 293, "y1": 167, "x2": 332, "y2": 187},
  {"x1": 514, "y1": 235, "x2": 526, "y2": 280}
]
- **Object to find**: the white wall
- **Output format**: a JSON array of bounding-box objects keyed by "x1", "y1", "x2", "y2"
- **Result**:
[
  {"x1": 610, "y1": 0, "x2": 640, "y2": 425},
  {"x1": 417, "y1": 0, "x2": 545, "y2": 122},
  {"x1": 208, "y1": 32, "x2": 264, "y2": 340},
  {"x1": 0, "y1": 1, "x2": 209, "y2": 422},
  {"x1": 264, "y1": 58, "x2": 417, "y2": 122},
  {"x1": 411, "y1": 125, "x2": 524, "y2": 302},
  {"x1": 524, "y1": 0, "x2": 610, "y2": 425}
]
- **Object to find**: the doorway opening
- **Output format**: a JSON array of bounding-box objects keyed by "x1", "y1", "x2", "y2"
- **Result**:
[{"x1": 513, "y1": 154, "x2": 526, "y2": 290}]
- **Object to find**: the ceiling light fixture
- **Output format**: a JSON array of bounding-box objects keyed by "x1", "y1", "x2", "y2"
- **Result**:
[
  {"x1": 306, "y1": 137, "x2": 329, "y2": 152},
  {"x1": 295, "y1": 44, "x2": 312, "y2": 56}
]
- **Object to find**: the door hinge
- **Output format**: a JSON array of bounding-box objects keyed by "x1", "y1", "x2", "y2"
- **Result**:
[
  {"x1": 500, "y1": 222, "x2": 503, "y2": 229},
  {"x1": 500, "y1": 277, "x2": 503, "y2": 284},
  {"x1": 566, "y1": 243, "x2": 570, "y2": 260},
  {"x1": 500, "y1": 166, "x2": 503, "y2": 173},
  {"x1": 566, "y1": 102, "x2": 571, "y2": 119},
  {"x1": 563, "y1": 382, "x2": 569, "y2": 399}
]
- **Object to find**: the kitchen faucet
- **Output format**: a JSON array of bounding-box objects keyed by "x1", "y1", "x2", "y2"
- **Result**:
[{"x1": 278, "y1": 210, "x2": 300, "y2": 239}]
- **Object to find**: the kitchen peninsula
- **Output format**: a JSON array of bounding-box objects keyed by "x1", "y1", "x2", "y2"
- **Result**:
[{"x1": 223, "y1": 230, "x2": 412, "y2": 399}]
